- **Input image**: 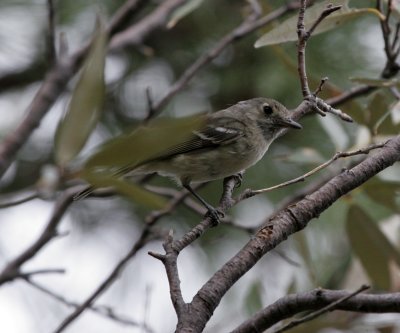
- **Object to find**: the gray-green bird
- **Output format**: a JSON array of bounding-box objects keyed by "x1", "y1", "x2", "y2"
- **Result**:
[{"x1": 77, "y1": 98, "x2": 302, "y2": 221}]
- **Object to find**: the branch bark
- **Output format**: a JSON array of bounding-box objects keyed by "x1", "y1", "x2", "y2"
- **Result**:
[
  {"x1": 231, "y1": 288, "x2": 400, "y2": 333},
  {"x1": 174, "y1": 136, "x2": 400, "y2": 332}
]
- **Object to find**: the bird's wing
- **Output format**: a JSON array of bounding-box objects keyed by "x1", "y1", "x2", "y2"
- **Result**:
[
  {"x1": 114, "y1": 116, "x2": 246, "y2": 176},
  {"x1": 148, "y1": 116, "x2": 246, "y2": 160}
]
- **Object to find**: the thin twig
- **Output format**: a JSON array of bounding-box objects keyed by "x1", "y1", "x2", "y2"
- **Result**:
[
  {"x1": 272, "y1": 285, "x2": 370, "y2": 333},
  {"x1": 107, "y1": 0, "x2": 147, "y2": 35},
  {"x1": 0, "y1": 192, "x2": 39, "y2": 208},
  {"x1": 313, "y1": 77, "x2": 328, "y2": 96},
  {"x1": 236, "y1": 142, "x2": 386, "y2": 202},
  {"x1": 296, "y1": 0, "x2": 310, "y2": 97},
  {"x1": 149, "y1": 230, "x2": 186, "y2": 315},
  {"x1": 316, "y1": 97, "x2": 353, "y2": 122},
  {"x1": 148, "y1": 2, "x2": 297, "y2": 118},
  {"x1": 0, "y1": 0, "x2": 188, "y2": 180},
  {"x1": 326, "y1": 85, "x2": 375, "y2": 107},
  {"x1": 307, "y1": 4, "x2": 342, "y2": 37},
  {"x1": 0, "y1": 186, "x2": 79, "y2": 285},
  {"x1": 25, "y1": 279, "x2": 152, "y2": 330},
  {"x1": 145, "y1": 86, "x2": 155, "y2": 120},
  {"x1": 296, "y1": 1, "x2": 343, "y2": 120},
  {"x1": 19, "y1": 268, "x2": 65, "y2": 278},
  {"x1": 52, "y1": 226, "x2": 156, "y2": 333},
  {"x1": 47, "y1": 0, "x2": 57, "y2": 65}
]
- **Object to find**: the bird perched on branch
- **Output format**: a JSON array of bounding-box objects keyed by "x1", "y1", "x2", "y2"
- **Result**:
[{"x1": 76, "y1": 97, "x2": 302, "y2": 222}]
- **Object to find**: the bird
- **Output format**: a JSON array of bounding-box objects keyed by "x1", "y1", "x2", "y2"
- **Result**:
[{"x1": 75, "y1": 97, "x2": 302, "y2": 222}]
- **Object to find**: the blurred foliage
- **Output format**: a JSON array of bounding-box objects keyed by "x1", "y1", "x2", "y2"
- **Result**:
[
  {"x1": 55, "y1": 17, "x2": 107, "y2": 167},
  {"x1": 0, "y1": 0, "x2": 400, "y2": 332}
]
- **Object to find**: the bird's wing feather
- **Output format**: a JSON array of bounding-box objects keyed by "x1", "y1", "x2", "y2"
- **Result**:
[
  {"x1": 115, "y1": 116, "x2": 246, "y2": 176},
  {"x1": 149, "y1": 116, "x2": 246, "y2": 160}
]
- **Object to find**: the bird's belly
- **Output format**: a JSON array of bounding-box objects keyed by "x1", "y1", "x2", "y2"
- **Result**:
[{"x1": 156, "y1": 143, "x2": 269, "y2": 183}]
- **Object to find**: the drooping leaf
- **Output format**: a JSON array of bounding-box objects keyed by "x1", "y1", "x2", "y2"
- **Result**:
[
  {"x1": 55, "y1": 18, "x2": 107, "y2": 167},
  {"x1": 276, "y1": 147, "x2": 325, "y2": 165},
  {"x1": 346, "y1": 205, "x2": 400, "y2": 290},
  {"x1": 294, "y1": 232, "x2": 317, "y2": 285},
  {"x1": 377, "y1": 101, "x2": 400, "y2": 135},
  {"x1": 244, "y1": 281, "x2": 263, "y2": 315},
  {"x1": 365, "y1": 92, "x2": 391, "y2": 135},
  {"x1": 363, "y1": 180, "x2": 400, "y2": 212},
  {"x1": 83, "y1": 113, "x2": 205, "y2": 172},
  {"x1": 167, "y1": 0, "x2": 203, "y2": 29},
  {"x1": 349, "y1": 77, "x2": 400, "y2": 87},
  {"x1": 84, "y1": 171, "x2": 166, "y2": 209},
  {"x1": 255, "y1": 0, "x2": 383, "y2": 48}
]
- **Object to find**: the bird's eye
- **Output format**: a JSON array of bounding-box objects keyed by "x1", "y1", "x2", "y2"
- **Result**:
[{"x1": 263, "y1": 104, "x2": 273, "y2": 115}]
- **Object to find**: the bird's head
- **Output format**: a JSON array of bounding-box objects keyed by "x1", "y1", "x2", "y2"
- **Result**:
[{"x1": 238, "y1": 98, "x2": 302, "y2": 140}]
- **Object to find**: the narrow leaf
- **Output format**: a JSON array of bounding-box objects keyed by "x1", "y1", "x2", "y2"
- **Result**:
[
  {"x1": 83, "y1": 113, "x2": 205, "y2": 172},
  {"x1": 363, "y1": 180, "x2": 400, "y2": 212},
  {"x1": 244, "y1": 281, "x2": 263, "y2": 315},
  {"x1": 84, "y1": 171, "x2": 166, "y2": 209},
  {"x1": 349, "y1": 77, "x2": 400, "y2": 87},
  {"x1": 55, "y1": 18, "x2": 107, "y2": 166},
  {"x1": 255, "y1": 0, "x2": 383, "y2": 47},
  {"x1": 365, "y1": 92, "x2": 390, "y2": 134},
  {"x1": 277, "y1": 147, "x2": 325, "y2": 165},
  {"x1": 346, "y1": 205, "x2": 400, "y2": 290},
  {"x1": 167, "y1": 0, "x2": 203, "y2": 29}
]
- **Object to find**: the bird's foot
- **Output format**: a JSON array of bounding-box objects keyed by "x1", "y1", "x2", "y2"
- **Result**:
[
  {"x1": 205, "y1": 206, "x2": 225, "y2": 226},
  {"x1": 232, "y1": 171, "x2": 244, "y2": 188}
]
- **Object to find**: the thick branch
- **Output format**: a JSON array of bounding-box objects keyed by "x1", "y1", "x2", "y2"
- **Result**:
[
  {"x1": 231, "y1": 288, "x2": 400, "y2": 333},
  {"x1": 175, "y1": 136, "x2": 400, "y2": 332}
]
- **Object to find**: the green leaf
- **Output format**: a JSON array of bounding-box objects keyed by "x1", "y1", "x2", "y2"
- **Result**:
[
  {"x1": 255, "y1": 0, "x2": 383, "y2": 47},
  {"x1": 276, "y1": 147, "x2": 325, "y2": 165},
  {"x1": 55, "y1": 18, "x2": 107, "y2": 167},
  {"x1": 83, "y1": 113, "x2": 205, "y2": 172},
  {"x1": 167, "y1": 0, "x2": 203, "y2": 29},
  {"x1": 349, "y1": 77, "x2": 400, "y2": 87},
  {"x1": 346, "y1": 205, "x2": 400, "y2": 290},
  {"x1": 294, "y1": 232, "x2": 317, "y2": 285},
  {"x1": 365, "y1": 92, "x2": 391, "y2": 135},
  {"x1": 84, "y1": 171, "x2": 166, "y2": 209},
  {"x1": 363, "y1": 180, "x2": 400, "y2": 212},
  {"x1": 244, "y1": 281, "x2": 263, "y2": 315},
  {"x1": 377, "y1": 101, "x2": 400, "y2": 135}
]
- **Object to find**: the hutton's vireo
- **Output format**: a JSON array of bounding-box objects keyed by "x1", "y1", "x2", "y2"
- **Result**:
[{"x1": 77, "y1": 98, "x2": 301, "y2": 221}]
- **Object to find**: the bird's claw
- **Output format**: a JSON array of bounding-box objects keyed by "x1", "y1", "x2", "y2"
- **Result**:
[
  {"x1": 205, "y1": 207, "x2": 225, "y2": 226},
  {"x1": 232, "y1": 172, "x2": 243, "y2": 188}
]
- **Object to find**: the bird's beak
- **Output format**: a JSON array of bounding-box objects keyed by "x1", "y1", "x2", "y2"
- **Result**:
[{"x1": 280, "y1": 118, "x2": 302, "y2": 129}]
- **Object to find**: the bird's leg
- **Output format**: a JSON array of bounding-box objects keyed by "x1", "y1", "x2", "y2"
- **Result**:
[
  {"x1": 183, "y1": 184, "x2": 224, "y2": 225},
  {"x1": 232, "y1": 171, "x2": 244, "y2": 188}
]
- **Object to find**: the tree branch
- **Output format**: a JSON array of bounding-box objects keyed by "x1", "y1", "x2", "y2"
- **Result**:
[
  {"x1": 25, "y1": 279, "x2": 152, "y2": 331},
  {"x1": 272, "y1": 285, "x2": 370, "y2": 333},
  {"x1": 0, "y1": 0, "x2": 189, "y2": 180},
  {"x1": 231, "y1": 287, "x2": 400, "y2": 333},
  {"x1": 148, "y1": 1, "x2": 299, "y2": 118},
  {"x1": 237, "y1": 142, "x2": 385, "y2": 201},
  {"x1": 174, "y1": 136, "x2": 400, "y2": 332},
  {"x1": 0, "y1": 186, "x2": 77, "y2": 285}
]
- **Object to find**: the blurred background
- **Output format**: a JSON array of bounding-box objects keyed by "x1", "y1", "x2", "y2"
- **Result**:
[{"x1": 0, "y1": 0, "x2": 399, "y2": 332}]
